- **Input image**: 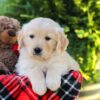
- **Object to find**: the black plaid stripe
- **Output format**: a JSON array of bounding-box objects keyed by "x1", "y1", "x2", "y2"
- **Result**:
[
  {"x1": 57, "y1": 70, "x2": 81, "y2": 100},
  {"x1": 0, "y1": 82, "x2": 14, "y2": 100}
]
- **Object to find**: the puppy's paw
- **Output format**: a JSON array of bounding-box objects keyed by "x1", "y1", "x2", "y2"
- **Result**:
[
  {"x1": 32, "y1": 81, "x2": 47, "y2": 96},
  {"x1": 46, "y1": 77, "x2": 61, "y2": 91},
  {"x1": 33, "y1": 85, "x2": 47, "y2": 96}
]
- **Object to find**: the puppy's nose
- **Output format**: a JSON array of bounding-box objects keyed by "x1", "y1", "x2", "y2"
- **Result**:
[{"x1": 34, "y1": 47, "x2": 42, "y2": 55}]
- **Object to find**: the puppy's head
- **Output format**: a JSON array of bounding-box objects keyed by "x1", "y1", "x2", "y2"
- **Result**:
[{"x1": 18, "y1": 18, "x2": 69, "y2": 61}]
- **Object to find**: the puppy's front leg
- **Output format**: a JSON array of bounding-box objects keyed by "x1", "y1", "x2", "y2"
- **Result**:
[
  {"x1": 28, "y1": 67, "x2": 47, "y2": 95},
  {"x1": 46, "y1": 66, "x2": 64, "y2": 91}
]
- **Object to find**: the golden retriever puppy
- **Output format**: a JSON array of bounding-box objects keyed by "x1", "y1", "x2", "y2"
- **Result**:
[{"x1": 16, "y1": 18, "x2": 79, "y2": 95}]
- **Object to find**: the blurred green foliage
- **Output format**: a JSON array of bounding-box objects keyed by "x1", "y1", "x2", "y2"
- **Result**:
[{"x1": 0, "y1": 0, "x2": 100, "y2": 83}]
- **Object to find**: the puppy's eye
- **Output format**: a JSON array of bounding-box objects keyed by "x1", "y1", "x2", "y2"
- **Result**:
[
  {"x1": 45, "y1": 36, "x2": 51, "y2": 41},
  {"x1": 29, "y1": 35, "x2": 34, "y2": 39}
]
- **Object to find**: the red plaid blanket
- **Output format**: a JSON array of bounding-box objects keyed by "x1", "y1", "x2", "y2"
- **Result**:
[{"x1": 0, "y1": 70, "x2": 83, "y2": 100}]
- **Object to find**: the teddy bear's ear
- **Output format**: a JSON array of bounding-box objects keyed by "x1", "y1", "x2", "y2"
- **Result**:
[
  {"x1": 17, "y1": 30, "x2": 24, "y2": 50},
  {"x1": 56, "y1": 28, "x2": 69, "y2": 54}
]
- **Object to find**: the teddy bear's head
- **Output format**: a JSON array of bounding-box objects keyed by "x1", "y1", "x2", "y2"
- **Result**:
[
  {"x1": 0, "y1": 16, "x2": 20, "y2": 72},
  {"x1": 0, "y1": 16, "x2": 20, "y2": 47}
]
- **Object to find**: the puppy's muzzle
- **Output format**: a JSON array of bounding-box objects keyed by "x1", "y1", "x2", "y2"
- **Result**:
[{"x1": 34, "y1": 47, "x2": 42, "y2": 55}]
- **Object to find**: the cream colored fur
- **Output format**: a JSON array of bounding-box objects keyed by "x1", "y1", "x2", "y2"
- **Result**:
[{"x1": 16, "y1": 18, "x2": 79, "y2": 95}]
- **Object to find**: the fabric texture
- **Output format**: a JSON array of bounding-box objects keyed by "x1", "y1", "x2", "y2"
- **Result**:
[{"x1": 0, "y1": 70, "x2": 83, "y2": 100}]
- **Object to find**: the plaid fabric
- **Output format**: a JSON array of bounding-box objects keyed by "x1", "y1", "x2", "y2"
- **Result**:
[
  {"x1": 0, "y1": 70, "x2": 83, "y2": 100},
  {"x1": 0, "y1": 74, "x2": 38, "y2": 100},
  {"x1": 57, "y1": 70, "x2": 82, "y2": 100}
]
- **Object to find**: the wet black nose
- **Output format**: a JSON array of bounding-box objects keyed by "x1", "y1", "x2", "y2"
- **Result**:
[{"x1": 34, "y1": 47, "x2": 42, "y2": 55}]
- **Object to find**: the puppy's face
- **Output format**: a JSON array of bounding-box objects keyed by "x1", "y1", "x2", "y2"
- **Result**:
[
  {"x1": 18, "y1": 18, "x2": 69, "y2": 61},
  {"x1": 23, "y1": 28, "x2": 57, "y2": 61}
]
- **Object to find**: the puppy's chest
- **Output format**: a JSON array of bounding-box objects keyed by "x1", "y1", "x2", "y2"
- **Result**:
[
  {"x1": 27, "y1": 60, "x2": 53, "y2": 72},
  {"x1": 32, "y1": 62, "x2": 49, "y2": 72}
]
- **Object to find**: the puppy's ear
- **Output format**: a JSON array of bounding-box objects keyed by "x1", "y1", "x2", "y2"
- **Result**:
[
  {"x1": 56, "y1": 28, "x2": 69, "y2": 54},
  {"x1": 17, "y1": 30, "x2": 24, "y2": 50}
]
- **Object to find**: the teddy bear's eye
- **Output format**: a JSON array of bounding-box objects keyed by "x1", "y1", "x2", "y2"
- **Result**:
[
  {"x1": 45, "y1": 36, "x2": 51, "y2": 41},
  {"x1": 29, "y1": 34, "x2": 34, "y2": 39}
]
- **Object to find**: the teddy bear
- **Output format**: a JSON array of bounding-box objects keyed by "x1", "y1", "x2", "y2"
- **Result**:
[{"x1": 0, "y1": 16, "x2": 20, "y2": 73}]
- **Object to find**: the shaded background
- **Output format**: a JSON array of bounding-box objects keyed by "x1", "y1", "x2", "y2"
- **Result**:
[{"x1": 0, "y1": 0, "x2": 100, "y2": 99}]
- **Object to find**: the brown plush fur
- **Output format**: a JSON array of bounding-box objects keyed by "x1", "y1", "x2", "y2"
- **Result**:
[{"x1": 0, "y1": 16, "x2": 20, "y2": 72}]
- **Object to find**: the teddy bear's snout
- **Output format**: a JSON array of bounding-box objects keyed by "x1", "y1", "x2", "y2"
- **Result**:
[{"x1": 8, "y1": 30, "x2": 16, "y2": 37}]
